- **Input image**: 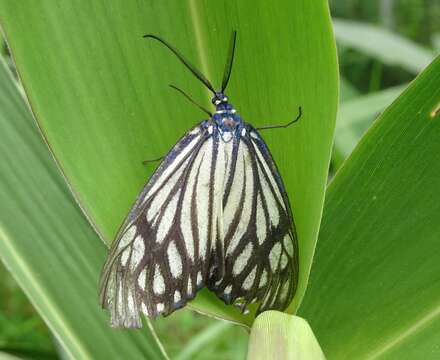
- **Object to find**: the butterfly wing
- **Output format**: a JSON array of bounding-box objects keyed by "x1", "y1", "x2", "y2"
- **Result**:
[
  {"x1": 99, "y1": 121, "x2": 298, "y2": 328},
  {"x1": 99, "y1": 121, "x2": 217, "y2": 327},
  {"x1": 208, "y1": 125, "x2": 298, "y2": 314}
]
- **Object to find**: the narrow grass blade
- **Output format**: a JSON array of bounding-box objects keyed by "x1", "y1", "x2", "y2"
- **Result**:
[
  {"x1": 335, "y1": 84, "x2": 406, "y2": 158},
  {"x1": 0, "y1": 58, "x2": 166, "y2": 359},
  {"x1": 334, "y1": 18, "x2": 434, "y2": 73},
  {"x1": 175, "y1": 321, "x2": 231, "y2": 360}
]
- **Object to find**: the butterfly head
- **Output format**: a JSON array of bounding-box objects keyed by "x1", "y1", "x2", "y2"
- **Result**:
[
  {"x1": 211, "y1": 92, "x2": 241, "y2": 132},
  {"x1": 212, "y1": 91, "x2": 228, "y2": 106}
]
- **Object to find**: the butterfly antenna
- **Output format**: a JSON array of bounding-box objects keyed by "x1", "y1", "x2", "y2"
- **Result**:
[
  {"x1": 169, "y1": 84, "x2": 212, "y2": 116},
  {"x1": 144, "y1": 34, "x2": 216, "y2": 94},
  {"x1": 221, "y1": 31, "x2": 237, "y2": 92}
]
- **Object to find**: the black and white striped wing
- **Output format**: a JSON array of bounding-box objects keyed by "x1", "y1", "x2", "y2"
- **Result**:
[
  {"x1": 208, "y1": 126, "x2": 298, "y2": 314},
  {"x1": 99, "y1": 122, "x2": 298, "y2": 328},
  {"x1": 99, "y1": 122, "x2": 215, "y2": 328}
]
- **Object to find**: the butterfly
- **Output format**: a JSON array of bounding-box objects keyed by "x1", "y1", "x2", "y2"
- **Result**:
[{"x1": 99, "y1": 31, "x2": 301, "y2": 328}]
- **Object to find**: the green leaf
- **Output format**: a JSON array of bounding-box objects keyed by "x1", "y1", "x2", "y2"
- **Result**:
[
  {"x1": 334, "y1": 18, "x2": 435, "y2": 73},
  {"x1": 0, "y1": 1, "x2": 338, "y2": 323},
  {"x1": 174, "y1": 321, "x2": 232, "y2": 360},
  {"x1": 247, "y1": 311, "x2": 325, "y2": 360},
  {"x1": 339, "y1": 77, "x2": 360, "y2": 102},
  {"x1": 299, "y1": 56, "x2": 440, "y2": 358},
  {"x1": 335, "y1": 84, "x2": 406, "y2": 159},
  {"x1": 0, "y1": 59, "x2": 166, "y2": 358},
  {"x1": 0, "y1": 352, "x2": 22, "y2": 360}
]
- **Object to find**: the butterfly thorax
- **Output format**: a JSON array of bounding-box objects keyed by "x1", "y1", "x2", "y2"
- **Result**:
[{"x1": 211, "y1": 92, "x2": 242, "y2": 137}]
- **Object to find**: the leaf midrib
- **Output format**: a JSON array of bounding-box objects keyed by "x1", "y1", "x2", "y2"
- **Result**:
[
  {"x1": 364, "y1": 303, "x2": 440, "y2": 359},
  {"x1": 188, "y1": 0, "x2": 214, "y2": 101}
]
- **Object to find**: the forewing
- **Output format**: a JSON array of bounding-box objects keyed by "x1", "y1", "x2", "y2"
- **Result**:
[
  {"x1": 209, "y1": 126, "x2": 298, "y2": 313},
  {"x1": 99, "y1": 122, "x2": 215, "y2": 327}
]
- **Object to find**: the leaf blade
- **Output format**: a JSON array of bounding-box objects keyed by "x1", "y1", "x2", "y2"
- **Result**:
[
  {"x1": 247, "y1": 311, "x2": 325, "y2": 360},
  {"x1": 0, "y1": 0, "x2": 338, "y2": 323},
  {"x1": 333, "y1": 18, "x2": 435, "y2": 73},
  {"x1": 0, "y1": 57, "x2": 166, "y2": 359},
  {"x1": 299, "y1": 55, "x2": 440, "y2": 358}
]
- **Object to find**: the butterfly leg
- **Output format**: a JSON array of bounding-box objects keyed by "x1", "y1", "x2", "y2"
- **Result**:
[
  {"x1": 142, "y1": 156, "x2": 164, "y2": 165},
  {"x1": 256, "y1": 106, "x2": 302, "y2": 131}
]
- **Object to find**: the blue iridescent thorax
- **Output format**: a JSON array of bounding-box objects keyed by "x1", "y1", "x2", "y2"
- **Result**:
[{"x1": 210, "y1": 92, "x2": 243, "y2": 142}]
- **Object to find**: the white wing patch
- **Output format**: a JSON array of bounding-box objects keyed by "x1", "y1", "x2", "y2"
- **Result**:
[
  {"x1": 224, "y1": 285, "x2": 232, "y2": 295},
  {"x1": 223, "y1": 143, "x2": 245, "y2": 233},
  {"x1": 138, "y1": 269, "x2": 146, "y2": 290},
  {"x1": 243, "y1": 266, "x2": 257, "y2": 290},
  {"x1": 269, "y1": 243, "x2": 282, "y2": 271},
  {"x1": 155, "y1": 191, "x2": 180, "y2": 244},
  {"x1": 146, "y1": 158, "x2": 189, "y2": 221},
  {"x1": 118, "y1": 225, "x2": 137, "y2": 250},
  {"x1": 156, "y1": 303, "x2": 165, "y2": 313},
  {"x1": 167, "y1": 242, "x2": 183, "y2": 278},
  {"x1": 251, "y1": 139, "x2": 286, "y2": 211},
  {"x1": 195, "y1": 140, "x2": 212, "y2": 262},
  {"x1": 233, "y1": 242, "x2": 253, "y2": 275},
  {"x1": 255, "y1": 194, "x2": 267, "y2": 245},
  {"x1": 187, "y1": 280, "x2": 193, "y2": 296},
  {"x1": 130, "y1": 235, "x2": 145, "y2": 270},
  {"x1": 257, "y1": 165, "x2": 280, "y2": 227},
  {"x1": 174, "y1": 290, "x2": 182, "y2": 303},
  {"x1": 180, "y1": 141, "x2": 207, "y2": 262},
  {"x1": 145, "y1": 135, "x2": 201, "y2": 201},
  {"x1": 153, "y1": 264, "x2": 165, "y2": 295},
  {"x1": 283, "y1": 233, "x2": 294, "y2": 257},
  {"x1": 120, "y1": 248, "x2": 130, "y2": 267},
  {"x1": 259, "y1": 269, "x2": 268, "y2": 288},
  {"x1": 226, "y1": 144, "x2": 254, "y2": 256}
]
